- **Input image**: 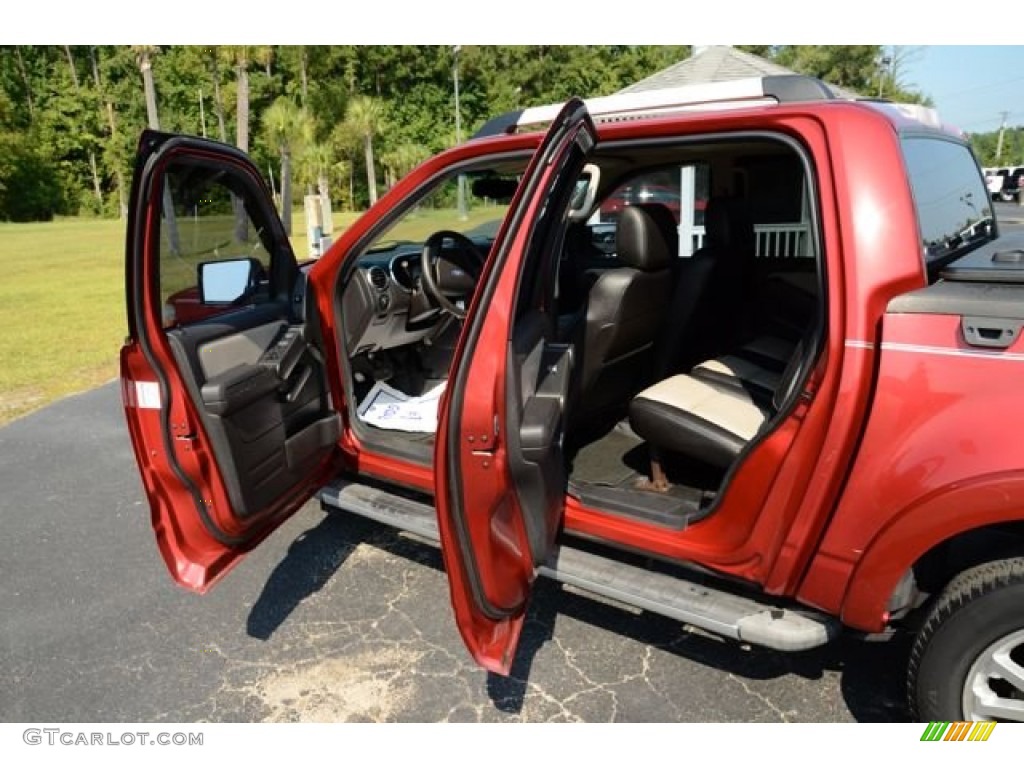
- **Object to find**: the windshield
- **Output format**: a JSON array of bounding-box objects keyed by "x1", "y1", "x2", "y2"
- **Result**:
[{"x1": 359, "y1": 160, "x2": 528, "y2": 261}]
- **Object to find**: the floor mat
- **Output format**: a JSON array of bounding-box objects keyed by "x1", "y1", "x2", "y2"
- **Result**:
[{"x1": 569, "y1": 424, "x2": 648, "y2": 486}]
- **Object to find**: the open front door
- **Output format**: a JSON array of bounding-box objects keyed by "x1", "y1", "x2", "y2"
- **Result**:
[
  {"x1": 435, "y1": 100, "x2": 596, "y2": 674},
  {"x1": 121, "y1": 131, "x2": 341, "y2": 592}
]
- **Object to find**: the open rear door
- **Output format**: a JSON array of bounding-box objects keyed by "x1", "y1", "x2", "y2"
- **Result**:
[
  {"x1": 434, "y1": 99, "x2": 596, "y2": 674},
  {"x1": 121, "y1": 131, "x2": 341, "y2": 592}
]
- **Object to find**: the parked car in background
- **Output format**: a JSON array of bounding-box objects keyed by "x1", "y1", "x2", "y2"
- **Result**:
[
  {"x1": 984, "y1": 167, "x2": 1006, "y2": 199},
  {"x1": 984, "y1": 165, "x2": 1024, "y2": 201},
  {"x1": 122, "y1": 76, "x2": 1024, "y2": 723},
  {"x1": 1006, "y1": 166, "x2": 1024, "y2": 202}
]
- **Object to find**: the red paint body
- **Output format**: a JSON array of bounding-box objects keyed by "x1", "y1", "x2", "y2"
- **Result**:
[{"x1": 121, "y1": 96, "x2": 1024, "y2": 673}]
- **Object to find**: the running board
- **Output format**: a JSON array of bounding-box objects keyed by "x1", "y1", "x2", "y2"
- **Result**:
[
  {"x1": 539, "y1": 548, "x2": 838, "y2": 651},
  {"x1": 320, "y1": 479, "x2": 838, "y2": 652},
  {"x1": 321, "y1": 479, "x2": 440, "y2": 543}
]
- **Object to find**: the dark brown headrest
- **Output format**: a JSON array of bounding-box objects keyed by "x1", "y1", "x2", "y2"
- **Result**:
[{"x1": 616, "y1": 204, "x2": 676, "y2": 272}]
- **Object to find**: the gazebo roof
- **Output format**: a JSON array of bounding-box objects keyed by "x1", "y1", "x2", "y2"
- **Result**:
[{"x1": 618, "y1": 46, "x2": 862, "y2": 101}]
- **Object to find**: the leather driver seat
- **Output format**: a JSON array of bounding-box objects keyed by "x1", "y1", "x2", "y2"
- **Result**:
[{"x1": 572, "y1": 203, "x2": 675, "y2": 425}]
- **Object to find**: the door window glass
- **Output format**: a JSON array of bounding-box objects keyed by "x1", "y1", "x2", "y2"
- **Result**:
[{"x1": 158, "y1": 163, "x2": 274, "y2": 326}]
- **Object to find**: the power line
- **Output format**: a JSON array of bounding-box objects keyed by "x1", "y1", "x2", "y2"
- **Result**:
[
  {"x1": 958, "y1": 110, "x2": 1024, "y2": 129},
  {"x1": 934, "y1": 75, "x2": 1024, "y2": 100}
]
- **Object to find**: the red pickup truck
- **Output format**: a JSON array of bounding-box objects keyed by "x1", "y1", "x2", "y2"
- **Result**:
[{"x1": 121, "y1": 75, "x2": 1024, "y2": 722}]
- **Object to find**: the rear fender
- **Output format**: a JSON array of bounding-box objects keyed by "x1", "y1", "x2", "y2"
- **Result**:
[{"x1": 841, "y1": 472, "x2": 1024, "y2": 631}]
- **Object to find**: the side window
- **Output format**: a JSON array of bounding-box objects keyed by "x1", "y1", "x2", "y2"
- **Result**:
[
  {"x1": 594, "y1": 165, "x2": 710, "y2": 257},
  {"x1": 901, "y1": 136, "x2": 995, "y2": 267},
  {"x1": 159, "y1": 163, "x2": 274, "y2": 327},
  {"x1": 738, "y1": 153, "x2": 814, "y2": 259}
]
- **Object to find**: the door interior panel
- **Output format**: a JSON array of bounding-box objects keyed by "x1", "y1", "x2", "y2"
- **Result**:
[
  {"x1": 126, "y1": 133, "x2": 346, "y2": 590},
  {"x1": 198, "y1": 321, "x2": 284, "y2": 379},
  {"x1": 167, "y1": 304, "x2": 338, "y2": 519},
  {"x1": 505, "y1": 312, "x2": 573, "y2": 564}
]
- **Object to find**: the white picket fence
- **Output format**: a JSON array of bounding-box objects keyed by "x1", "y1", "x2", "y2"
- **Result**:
[{"x1": 688, "y1": 223, "x2": 811, "y2": 258}]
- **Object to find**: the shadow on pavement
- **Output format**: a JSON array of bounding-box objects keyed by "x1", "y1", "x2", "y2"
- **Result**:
[
  {"x1": 256, "y1": 511, "x2": 912, "y2": 721},
  {"x1": 485, "y1": 580, "x2": 559, "y2": 714},
  {"x1": 486, "y1": 577, "x2": 910, "y2": 721},
  {"x1": 247, "y1": 513, "x2": 358, "y2": 640}
]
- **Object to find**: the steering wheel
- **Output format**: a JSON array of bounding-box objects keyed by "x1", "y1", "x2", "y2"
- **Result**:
[{"x1": 420, "y1": 230, "x2": 487, "y2": 320}]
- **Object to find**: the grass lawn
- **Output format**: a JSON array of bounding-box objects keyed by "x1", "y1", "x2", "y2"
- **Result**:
[
  {"x1": 0, "y1": 210, "x2": 360, "y2": 425},
  {"x1": 0, "y1": 204, "x2": 506, "y2": 425}
]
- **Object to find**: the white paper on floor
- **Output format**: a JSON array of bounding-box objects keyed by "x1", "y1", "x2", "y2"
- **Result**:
[{"x1": 357, "y1": 381, "x2": 447, "y2": 433}]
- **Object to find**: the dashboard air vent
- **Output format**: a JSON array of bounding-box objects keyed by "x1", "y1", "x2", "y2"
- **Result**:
[{"x1": 367, "y1": 267, "x2": 389, "y2": 291}]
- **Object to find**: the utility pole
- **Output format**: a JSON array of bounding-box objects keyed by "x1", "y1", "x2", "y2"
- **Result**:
[
  {"x1": 198, "y1": 88, "x2": 207, "y2": 138},
  {"x1": 996, "y1": 111, "x2": 1009, "y2": 161},
  {"x1": 453, "y1": 45, "x2": 467, "y2": 220},
  {"x1": 877, "y1": 51, "x2": 892, "y2": 99}
]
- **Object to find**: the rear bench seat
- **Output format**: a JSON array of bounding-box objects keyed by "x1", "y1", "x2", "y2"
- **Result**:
[
  {"x1": 627, "y1": 262, "x2": 818, "y2": 488},
  {"x1": 686, "y1": 271, "x2": 816, "y2": 403},
  {"x1": 629, "y1": 373, "x2": 772, "y2": 472},
  {"x1": 690, "y1": 335, "x2": 794, "y2": 403},
  {"x1": 628, "y1": 335, "x2": 805, "y2": 486}
]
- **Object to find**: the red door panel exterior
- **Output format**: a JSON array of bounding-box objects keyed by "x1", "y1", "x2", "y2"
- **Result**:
[
  {"x1": 122, "y1": 132, "x2": 340, "y2": 591},
  {"x1": 434, "y1": 100, "x2": 596, "y2": 674}
]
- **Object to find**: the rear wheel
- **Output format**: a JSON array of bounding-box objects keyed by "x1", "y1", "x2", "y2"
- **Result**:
[{"x1": 908, "y1": 558, "x2": 1024, "y2": 721}]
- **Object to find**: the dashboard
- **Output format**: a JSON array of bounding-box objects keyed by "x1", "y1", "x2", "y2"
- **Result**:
[{"x1": 341, "y1": 237, "x2": 492, "y2": 356}]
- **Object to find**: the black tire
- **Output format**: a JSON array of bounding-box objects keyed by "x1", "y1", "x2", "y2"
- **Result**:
[{"x1": 908, "y1": 558, "x2": 1024, "y2": 721}]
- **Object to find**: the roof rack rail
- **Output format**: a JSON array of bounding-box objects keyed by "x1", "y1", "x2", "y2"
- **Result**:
[
  {"x1": 856, "y1": 99, "x2": 958, "y2": 135},
  {"x1": 472, "y1": 74, "x2": 836, "y2": 140}
]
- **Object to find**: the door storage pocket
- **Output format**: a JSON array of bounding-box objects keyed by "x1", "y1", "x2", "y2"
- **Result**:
[{"x1": 285, "y1": 414, "x2": 341, "y2": 471}]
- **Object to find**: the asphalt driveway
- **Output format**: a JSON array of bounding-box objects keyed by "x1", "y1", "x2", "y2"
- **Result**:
[{"x1": 0, "y1": 382, "x2": 915, "y2": 722}]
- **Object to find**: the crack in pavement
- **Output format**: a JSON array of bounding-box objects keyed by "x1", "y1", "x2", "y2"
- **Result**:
[{"x1": 727, "y1": 673, "x2": 795, "y2": 722}]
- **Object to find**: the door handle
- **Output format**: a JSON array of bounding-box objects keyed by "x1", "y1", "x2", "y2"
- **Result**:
[
  {"x1": 962, "y1": 316, "x2": 1022, "y2": 350},
  {"x1": 283, "y1": 364, "x2": 312, "y2": 403}
]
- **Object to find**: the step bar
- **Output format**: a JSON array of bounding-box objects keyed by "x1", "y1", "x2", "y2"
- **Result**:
[{"x1": 320, "y1": 479, "x2": 838, "y2": 652}]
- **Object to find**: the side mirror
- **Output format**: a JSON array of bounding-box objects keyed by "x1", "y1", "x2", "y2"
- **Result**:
[{"x1": 198, "y1": 258, "x2": 261, "y2": 305}]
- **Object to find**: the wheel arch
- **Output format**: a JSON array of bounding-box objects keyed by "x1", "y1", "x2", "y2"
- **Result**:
[
  {"x1": 911, "y1": 523, "x2": 1024, "y2": 599},
  {"x1": 840, "y1": 472, "x2": 1024, "y2": 631}
]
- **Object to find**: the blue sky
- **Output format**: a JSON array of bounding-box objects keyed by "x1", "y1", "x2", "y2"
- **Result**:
[{"x1": 900, "y1": 46, "x2": 1024, "y2": 134}]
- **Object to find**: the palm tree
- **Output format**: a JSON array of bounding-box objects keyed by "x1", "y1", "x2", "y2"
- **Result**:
[
  {"x1": 345, "y1": 95, "x2": 384, "y2": 206},
  {"x1": 297, "y1": 46, "x2": 309, "y2": 108},
  {"x1": 89, "y1": 46, "x2": 126, "y2": 218},
  {"x1": 330, "y1": 122, "x2": 360, "y2": 211},
  {"x1": 262, "y1": 97, "x2": 312, "y2": 236},
  {"x1": 231, "y1": 46, "x2": 250, "y2": 152},
  {"x1": 253, "y1": 46, "x2": 274, "y2": 78},
  {"x1": 204, "y1": 46, "x2": 229, "y2": 143},
  {"x1": 332, "y1": 159, "x2": 352, "y2": 212},
  {"x1": 132, "y1": 46, "x2": 178, "y2": 253},
  {"x1": 132, "y1": 45, "x2": 161, "y2": 129},
  {"x1": 223, "y1": 46, "x2": 255, "y2": 242},
  {"x1": 230, "y1": 47, "x2": 274, "y2": 152},
  {"x1": 300, "y1": 142, "x2": 332, "y2": 199},
  {"x1": 298, "y1": 141, "x2": 336, "y2": 235}
]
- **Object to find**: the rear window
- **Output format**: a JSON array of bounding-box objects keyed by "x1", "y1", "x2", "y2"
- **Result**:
[{"x1": 901, "y1": 136, "x2": 995, "y2": 268}]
